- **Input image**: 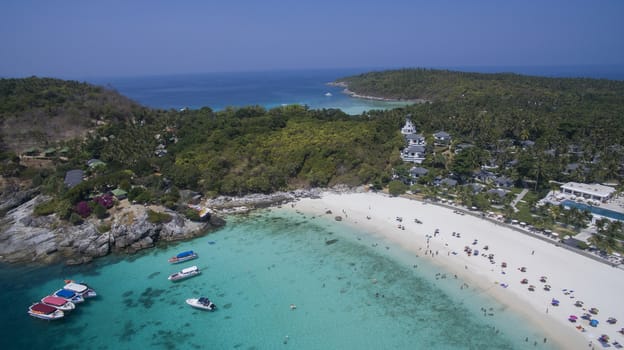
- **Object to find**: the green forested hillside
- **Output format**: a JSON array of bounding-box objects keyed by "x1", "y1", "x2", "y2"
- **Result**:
[
  {"x1": 338, "y1": 69, "x2": 624, "y2": 151},
  {"x1": 2, "y1": 71, "x2": 624, "y2": 215},
  {"x1": 0, "y1": 77, "x2": 143, "y2": 154}
]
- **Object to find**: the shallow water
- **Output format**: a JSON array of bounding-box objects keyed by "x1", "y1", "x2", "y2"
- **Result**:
[{"x1": 0, "y1": 210, "x2": 557, "y2": 349}]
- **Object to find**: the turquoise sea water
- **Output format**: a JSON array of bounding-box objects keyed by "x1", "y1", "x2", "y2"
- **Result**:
[
  {"x1": 89, "y1": 69, "x2": 412, "y2": 115},
  {"x1": 86, "y1": 66, "x2": 624, "y2": 116},
  {"x1": 1, "y1": 209, "x2": 557, "y2": 350}
]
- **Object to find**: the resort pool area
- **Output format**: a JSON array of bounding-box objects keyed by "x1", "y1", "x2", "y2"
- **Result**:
[{"x1": 562, "y1": 200, "x2": 624, "y2": 221}]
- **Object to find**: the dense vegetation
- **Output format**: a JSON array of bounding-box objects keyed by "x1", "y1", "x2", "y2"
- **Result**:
[
  {"x1": 2, "y1": 71, "x2": 623, "y2": 252},
  {"x1": 0, "y1": 77, "x2": 142, "y2": 155},
  {"x1": 339, "y1": 69, "x2": 624, "y2": 187}
]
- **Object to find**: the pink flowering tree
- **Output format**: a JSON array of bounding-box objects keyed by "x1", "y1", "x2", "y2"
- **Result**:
[
  {"x1": 94, "y1": 194, "x2": 114, "y2": 209},
  {"x1": 75, "y1": 201, "x2": 92, "y2": 218}
]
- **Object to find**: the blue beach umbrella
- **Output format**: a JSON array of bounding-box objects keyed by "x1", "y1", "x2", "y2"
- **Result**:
[{"x1": 590, "y1": 319, "x2": 599, "y2": 327}]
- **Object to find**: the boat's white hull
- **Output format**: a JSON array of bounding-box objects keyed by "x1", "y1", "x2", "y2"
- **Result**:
[
  {"x1": 186, "y1": 298, "x2": 216, "y2": 311},
  {"x1": 168, "y1": 255, "x2": 198, "y2": 264},
  {"x1": 28, "y1": 309, "x2": 64, "y2": 320},
  {"x1": 168, "y1": 271, "x2": 201, "y2": 281},
  {"x1": 81, "y1": 289, "x2": 97, "y2": 298}
]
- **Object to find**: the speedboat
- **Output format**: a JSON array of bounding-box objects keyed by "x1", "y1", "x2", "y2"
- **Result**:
[
  {"x1": 54, "y1": 289, "x2": 85, "y2": 304},
  {"x1": 186, "y1": 297, "x2": 216, "y2": 311},
  {"x1": 168, "y1": 265, "x2": 200, "y2": 281},
  {"x1": 28, "y1": 303, "x2": 64, "y2": 320},
  {"x1": 41, "y1": 296, "x2": 75, "y2": 311},
  {"x1": 64, "y1": 282, "x2": 97, "y2": 298},
  {"x1": 168, "y1": 250, "x2": 198, "y2": 264}
]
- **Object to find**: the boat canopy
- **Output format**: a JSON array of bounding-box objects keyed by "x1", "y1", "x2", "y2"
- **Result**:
[
  {"x1": 64, "y1": 282, "x2": 88, "y2": 293},
  {"x1": 31, "y1": 303, "x2": 56, "y2": 314},
  {"x1": 56, "y1": 289, "x2": 76, "y2": 298},
  {"x1": 181, "y1": 266, "x2": 198, "y2": 274},
  {"x1": 177, "y1": 251, "x2": 195, "y2": 258},
  {"x1": 198, "y1": 297, "x2": 210, "y2": 304},
  {"x1": 42, "y1": 296, "x2": 67, "y2": 306}
]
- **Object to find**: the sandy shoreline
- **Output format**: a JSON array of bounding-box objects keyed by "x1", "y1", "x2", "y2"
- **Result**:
[{"x1": 288, "y1": 192, "x2": 624, "y2": 350}]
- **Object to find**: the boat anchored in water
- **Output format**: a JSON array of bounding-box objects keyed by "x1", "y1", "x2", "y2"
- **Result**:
[
  {"x1": 53, "y1": 289, "x2": 85, "y2": 304},
  {"x1": 186, "y1": 297, "x2": 216, "y2": 311},
  {"x1": 168, "y1": 265, "x2": 201, "y2": 281},
  {"x1": 41, "y1": 296, "x2": 75, "y2": 311},
  {"x1": 64, "y1": 282, "x2": 97, "y2": 298},
  {"x1": 168, "y1": 250, "x2": 198, "y2": 264},
  {"x1": 28, "y1": 303, "x2": 64, "y2": 320}
]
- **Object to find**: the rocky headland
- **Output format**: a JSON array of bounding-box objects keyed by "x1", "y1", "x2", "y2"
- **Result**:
[
  {"x1": 0, "y1": 194, "x2": 226, "y2": 265},
  {"x1": 0, "y1": 187, "x2": 338, "y2": 266}
]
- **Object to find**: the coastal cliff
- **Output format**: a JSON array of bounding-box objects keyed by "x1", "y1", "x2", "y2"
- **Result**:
[
  {"x1": 0, "y1": 194, "x2": 225, "y2": 265},
  {"x1": 0, "y1": 188, "x2": 329, "y2": 266}
]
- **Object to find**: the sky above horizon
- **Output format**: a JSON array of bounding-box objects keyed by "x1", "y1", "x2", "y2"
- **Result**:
[{"x1": 1, "y1": 0, "x2": 623, "y2": 79}]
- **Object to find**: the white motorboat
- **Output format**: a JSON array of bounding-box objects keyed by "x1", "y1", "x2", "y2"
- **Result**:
[
  {"x1": 168, "y1": 265, "x2": 201, "y2": 281},
  {"x1": 64, "y1": 282, "x2": 97, "y2": 298},
  {"x1": 41, "y1": 296, "x2": 75, "y2": 311},
  {"x1": 186, "y1": 297, "x2": 216, "y2": 311},
  {"x1": 28, "y1": 303, "x2": 64, "y2": 320}
]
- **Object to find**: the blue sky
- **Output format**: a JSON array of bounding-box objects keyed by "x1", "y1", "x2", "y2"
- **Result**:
[{"x1": 1, "y1": 0, "x2": 623, "y2": 78}]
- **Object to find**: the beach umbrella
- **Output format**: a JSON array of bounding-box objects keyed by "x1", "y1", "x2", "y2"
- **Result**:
[
  {"x1": 590, "y1": 319, "x2": 599, "y2": 327},
  {"x1": 551, "y1": 298, "x2": 560, "y2": 306},
  {"x1": 568, "y1": 315, "x2": 578, "y2": 322},
  {"x1": 590, "y1": 307, "x2": 599, "y2": 315},
  {"x1": 607, "y1": 317, "x2": 617, "y2": 324},
  {"x1": 575, "y1": 301, "x2": 584, "y2": 307}
]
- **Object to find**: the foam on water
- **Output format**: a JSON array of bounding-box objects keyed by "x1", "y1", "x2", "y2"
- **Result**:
[{"x1": 0, "y1": 210, "x2": 558, "y2": 349}]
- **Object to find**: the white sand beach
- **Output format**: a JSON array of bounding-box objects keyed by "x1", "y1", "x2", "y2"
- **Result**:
[{"x1": 290, "y1": 191, "x2": 624, "y2": 350}]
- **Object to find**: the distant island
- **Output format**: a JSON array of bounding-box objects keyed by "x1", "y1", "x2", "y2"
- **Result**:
[{"x1": 328, "y1": 81, "x2": 428, "y2": 103}]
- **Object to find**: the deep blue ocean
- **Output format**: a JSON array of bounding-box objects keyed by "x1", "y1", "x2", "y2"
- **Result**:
[{"x1": 87, "y1": 65, "x2": 624, "y2": 114}]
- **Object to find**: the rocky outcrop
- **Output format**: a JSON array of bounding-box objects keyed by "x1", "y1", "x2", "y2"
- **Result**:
[
  {"x1": 0, "y1": 195, "x2": 225, "y2": 265},
  {"x1": 0, "y1": 185, "x2": 359, "y2": 266},
  {"x1": 206, "y1": 189, "x2": 323, "y2": 213}
]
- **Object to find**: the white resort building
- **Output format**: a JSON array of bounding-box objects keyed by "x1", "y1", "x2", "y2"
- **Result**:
[
  {"x1": 400, "y1": 117, "x2": 427, "y2": 163},
  {"x1": 560, "y1": 182, "x2": 615, "y2": 202}
]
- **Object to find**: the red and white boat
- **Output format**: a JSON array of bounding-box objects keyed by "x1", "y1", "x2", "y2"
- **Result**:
[
  {"x1": 41, "y1": 296, "x2": 75, "y2": 311},
  {"x1": 28, "y1": 303, "x2": 64, "y2": 320}
]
